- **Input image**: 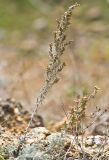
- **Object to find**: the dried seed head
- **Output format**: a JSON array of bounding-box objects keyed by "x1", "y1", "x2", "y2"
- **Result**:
[{"x1": 19, "y1": 3, "x2": 80, "y2": 145}]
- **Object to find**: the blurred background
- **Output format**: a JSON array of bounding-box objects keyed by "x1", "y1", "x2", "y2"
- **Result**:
[{"x1": 0, "y1": 0, "x2": 109, "y2": 124}]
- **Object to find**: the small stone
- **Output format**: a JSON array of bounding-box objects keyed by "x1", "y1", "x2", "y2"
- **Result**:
[
  {"x1": 64, "y1": 139, "x2": 71, "y2": 148},
  {"x1": 94, "y1": 136, "x2": 102, "y2": 145},
  {"x1": 14, "y1": 108, "x2": 20, "y2": 114},
  {"x1": 26, "y1": 127, "x2": 50, "y2": 144},
  {"x1": 92, "y1": 144, "x2": 97, "y2": 149},
  {"x1": 85, "y1": 138, "x2": 93, "y2": 146}
]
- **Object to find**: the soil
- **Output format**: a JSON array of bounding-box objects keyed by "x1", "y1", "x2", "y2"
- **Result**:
[{"x1": 0, "y1": 98, "x2": 44, "y2": 135}]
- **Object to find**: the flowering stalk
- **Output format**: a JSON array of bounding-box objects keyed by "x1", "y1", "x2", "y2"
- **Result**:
[{"x1": 20, "y1": 3, "x2": 79, "y2": 143}]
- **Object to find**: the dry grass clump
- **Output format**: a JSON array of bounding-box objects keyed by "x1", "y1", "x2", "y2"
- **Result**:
[
  {"x1": 63, "y1": 86, "x2": 108, "y2": 160},
  {"x1": 51, "y1": 86, "x2": 107, "y2": 134},
  {"x1": 67, "y1": 86, "x2": 100, "y2": 134}
]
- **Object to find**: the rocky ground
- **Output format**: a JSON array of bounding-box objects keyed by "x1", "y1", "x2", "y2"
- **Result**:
[
  {"x1": 1, "y1": 127, "x2": 109, "y2": 160},
  {"x1": 0, "y1": 98, "x2": 44, "y2": 135},
  {"x1": 0, "y1": 99, "x2": 109, "y2": 160}
]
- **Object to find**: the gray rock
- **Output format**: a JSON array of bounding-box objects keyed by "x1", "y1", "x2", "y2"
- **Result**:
[
  {"x1": 25, "y1": 127, "x2": 50, "y2": 144},
  {"x1": 16, "y1": 145, "x2": 51, "y2": 160}
]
